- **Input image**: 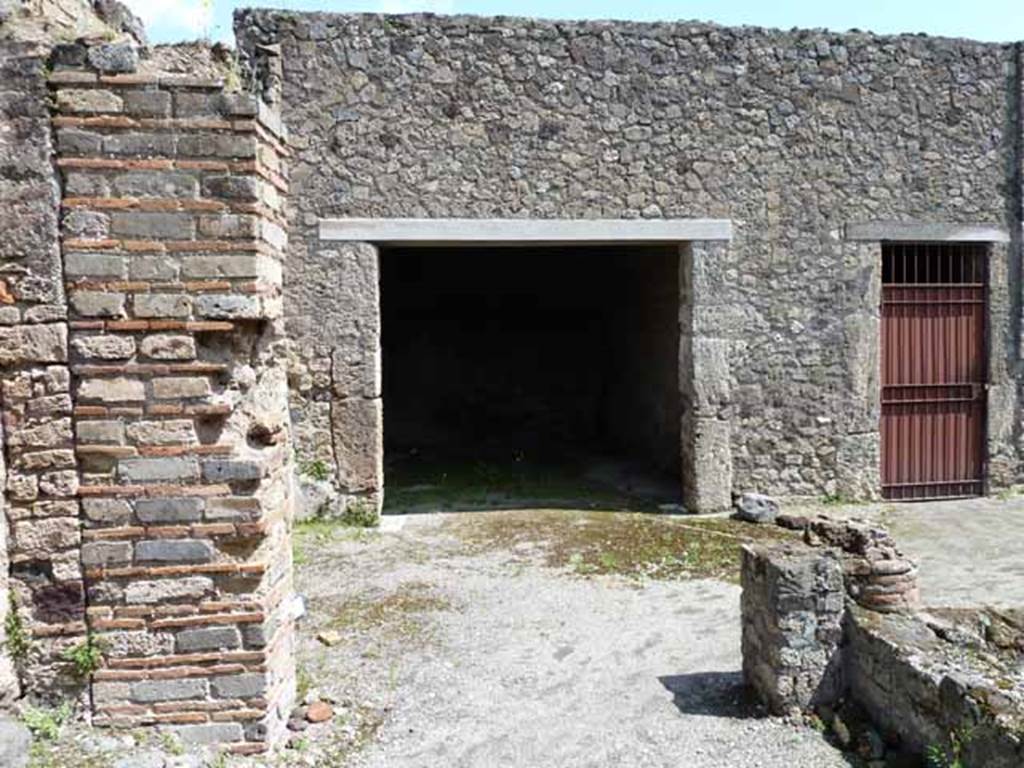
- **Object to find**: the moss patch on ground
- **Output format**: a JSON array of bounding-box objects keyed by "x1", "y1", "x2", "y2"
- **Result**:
[
  {"x1": 317, "y1": 581, "x2": 453, "y2": 644},
  {"x1": 382, "y1": 454, "x2": 671, "y2": 514},
  {"x1": 293, "y1": 519, "x2": 376, "y2": 566},
  {"x1": 445, "y1": 509, "x2": 796, "y2": 582}
]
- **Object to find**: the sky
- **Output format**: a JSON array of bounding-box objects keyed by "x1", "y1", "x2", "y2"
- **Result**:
[{"x1": 125, "y1": 0, "x2": 1024, "y2": 47}]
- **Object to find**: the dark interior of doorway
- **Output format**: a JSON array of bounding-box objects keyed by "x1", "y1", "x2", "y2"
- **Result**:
[{"x1": 380, "y1": 245, "x2": 682, "y2": 513}]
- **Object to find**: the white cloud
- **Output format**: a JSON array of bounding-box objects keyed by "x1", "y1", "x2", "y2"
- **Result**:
[
  {"x1": 379, "y1": 0, "x2": 456, "y2": 14},
  {"x1": 122, "y1": 0, "x2": 214, "y2": 39}
]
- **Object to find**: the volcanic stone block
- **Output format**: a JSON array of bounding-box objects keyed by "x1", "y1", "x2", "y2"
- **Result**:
[
  {"x1": 175, "y1": 626, "x2": 241, "y2": 652},
  {"x1": 211, "y1": 673, "x2": 267, "y2": 699},
  {"x1": 151, "y1": 377, "x2": 210, "y2": 399},
  {"x1": 81, "y1": 541, "x2": 132, "y2": 567},
  {"x1": 77, "y1": 423, "x2": 129, "y2": 448},
  {"x1": 133, "y1": 497, "x2": 204, "y2": 523},
  {"x1": 78, "y1": 377, "x2": 144, "y2": 402},
  {"x1": 130, "y1": 678, "x2": 207, "y2": 703},
  {"x1": 118, "y1": 457, "x2": 199, "y2": 483},
  {"x1": 134, "y1": 539, "x2": 213, "y2": 563},
  {"x1": 124, "y1": 576, "x2": 212, "y2": 604}
]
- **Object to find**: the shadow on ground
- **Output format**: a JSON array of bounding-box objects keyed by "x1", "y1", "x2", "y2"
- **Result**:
[{"x1": 658, "y1": 671, "x2": 760, "y2": 719}]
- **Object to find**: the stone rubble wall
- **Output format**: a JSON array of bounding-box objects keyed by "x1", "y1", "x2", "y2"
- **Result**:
[
  {"x1": 846, "y1": 606, "x2": 1024, "y2": 766},
  {"x1": 0, "y1": 37, "x2": 84, "y2": 705},
  {"x1": 34, "y1": 43, "x2": 296, "y2": 752},
  {"x1": 234, "y1": 11, "x2": 1023, "y2": 503}
]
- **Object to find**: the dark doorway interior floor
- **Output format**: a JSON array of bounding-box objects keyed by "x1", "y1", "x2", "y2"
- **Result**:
[{"x1": 380, "y1": 245, "x2": 682, "y2": 513}]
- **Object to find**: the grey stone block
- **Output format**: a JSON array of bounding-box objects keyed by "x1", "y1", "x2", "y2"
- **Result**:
[
  {"x1": 151, "y1": 377, "x2": 210, "y2": 399},
  {"x1": 139, "y1": 333, "x2": 196, "y2": 360},
  {"x1": 72, "y1": 333, "x2": 136, "y2": 360},
  {"x1": 201, "y1": 459, "x2": 262, "y2": 482},
  {"x1": 134, "y1": 497, "x2": 204, "y2": 523},
  {"x1": 211, "y1": 672, "x2": 267, "y2": 699},
  {"x1": 104, "y1": 132, "x2": 177, "y2": 157},
  {"x1": 118, "y1": 457, "x2": 199, "y2": 483},
  {"x1": 122, "y1": 89, "x2": 172, "y2": 117},
  {"x1": 113, "y1": 171, "x2": 199, "y2": 199},
  {"x1": 70, "y1": 291, "x2": 126, "y2": 318},
  {"x1": 83, "y1": 497, "x2": 133, "y2": 524},
  {"x1": 87, "y1": 41, "x2": 139, "y2": 74},
  {"x1": 171, "y1": 723, "x2": 244, "y2": 746},
  {"x1": 76, "y1": 420, "x2": 126, "y2": 444},
  {"x1": 110, "y1": 212, "x2": 195, "y2": 240},
  {"x1": 81, "y1": 540, "x2": 133, "y2": 567},
  {"x1": 202, "y1": 175, "x2": 258, "y2": 200},
  {"x1": 130, "y1": 678, "x2": 207, "y2": 703},
  {"x1": 734, "y1": 493, "x2": 780, "y2": 524},
  {"x1": 130, "y1": 256, "x2": 179, "y2": 280},
  {"x1": 124, "y1": 576, "x2": 212, "y2": 604},
  {"x1": 134, "y1": 538, "x2": 213, "y2": 563},
  {"x1": 331, "y1": 397, "x2": 383, "y2": 492},
  {"x1": 194, "y1": 294, "x2": 261, "y2": 319},
  {"x1": 65, "y1": 252, "x2": 127, "y2": 279},
  {"x1": 175, "y1": 626, "x2": 241, "y2": 652},
  {"x1": 78, "y1": 377, "x2": 144, "y2": 403},
  {"x1": 134, "y1": 294, "x2": 192, "y2": 319}
]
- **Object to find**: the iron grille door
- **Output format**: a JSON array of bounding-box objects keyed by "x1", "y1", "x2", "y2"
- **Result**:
[{"x1": 880, "y1": 243, "x2": 987, "y2": 501}]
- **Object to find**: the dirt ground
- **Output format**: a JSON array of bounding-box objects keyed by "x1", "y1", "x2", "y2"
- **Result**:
[{"x1": 269, "y1": 510, "x2": 851, "y2": 768}]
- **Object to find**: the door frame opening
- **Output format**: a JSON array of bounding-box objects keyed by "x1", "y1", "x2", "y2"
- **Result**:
[{"x1": 319, "y1": 218, "x2": 735, "y2": 513}]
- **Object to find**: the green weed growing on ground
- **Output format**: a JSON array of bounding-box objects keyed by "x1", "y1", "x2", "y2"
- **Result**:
[{"x1": 22, "y1": 702, "x2": 72, "y2": 741}]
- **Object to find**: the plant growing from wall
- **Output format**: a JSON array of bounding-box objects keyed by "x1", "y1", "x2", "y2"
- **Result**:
[
  {"x1": 341, "y1": 499, "x2": 379, "y2": 528},
  {"x1": 3, "y1": 591, "x2": 30, "y2": 662},
  {"x1": 301, "y1": 459, "x2": 331, "y2": 482},
  {"x1": 926, "y1": 726, "x2": 975, "y2": 768},
  {"x1": 61, "y1": 633, "x2": 105, "y2": 679}
]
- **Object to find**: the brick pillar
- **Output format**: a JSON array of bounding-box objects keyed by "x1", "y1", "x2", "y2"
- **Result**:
[
  {"x1": 1, "y1": 40, "x2": 88, "y2": 702},
  {"x1": 50, "y1": 55, "x2": 295, "y2": 753},
  {"x1": 679, "y1": 240, "x2": 734, "y2": 512}
]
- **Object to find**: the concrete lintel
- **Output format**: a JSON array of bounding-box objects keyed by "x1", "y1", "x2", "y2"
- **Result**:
[
  {"x1": 844, "y1": 220, "x2": 1010, "y2": 243},
  {"x1": 319, "y1": 218, "x2": 734, "y2": 244}
]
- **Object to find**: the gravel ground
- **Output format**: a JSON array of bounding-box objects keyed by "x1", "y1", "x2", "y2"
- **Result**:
[
  {"x1": 278, "y1": 511, "x2": 850, "y2": 768},
  {"x1": 18, "y1": 509, "x2": 851, "y2": 767}
]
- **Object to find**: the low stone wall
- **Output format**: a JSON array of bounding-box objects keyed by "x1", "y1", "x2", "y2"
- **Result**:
[
  {"x1": 741, "y1": 524, "x2": 1023, "y2": 765},
  {"x1": 847, "y1": 606, "x2": 1024, "y2": 766}
]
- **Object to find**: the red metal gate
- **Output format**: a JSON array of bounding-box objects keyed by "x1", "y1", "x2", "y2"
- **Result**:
[{"x1": 881, "y1": 243, "x2": 987, "y2": 501}]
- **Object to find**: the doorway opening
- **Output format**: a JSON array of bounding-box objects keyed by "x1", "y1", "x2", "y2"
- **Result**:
[{"x1": 380, "y1": 245, "x2": 682, "y2": 512}]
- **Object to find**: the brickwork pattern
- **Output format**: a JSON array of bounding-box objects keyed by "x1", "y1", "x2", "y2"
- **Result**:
[{"x1": 45, "y1": 60, "x2": 296, "y2": 752}]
